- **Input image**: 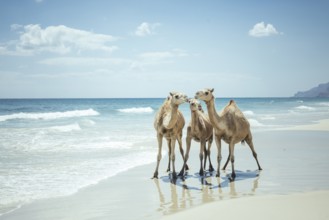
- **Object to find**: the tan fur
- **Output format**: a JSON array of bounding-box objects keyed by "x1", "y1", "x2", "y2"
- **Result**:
[
  {"x1": 195, "y1": 88, "x2": 262, "y2": 179},
  {"x1": 179, "y1": 99, "x2": 214, "y2": 176},
  {"x1": 153, "y1": 92, "x2": 188, "y2": 179}
]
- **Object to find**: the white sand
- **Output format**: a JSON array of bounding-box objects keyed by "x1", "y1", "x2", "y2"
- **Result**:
[
  {"x1": 282, "y1": 119, "x2": 329, "y2": 131},
  {"x1": 162, "y1": 191, "x2": 329, "y2": 220}
]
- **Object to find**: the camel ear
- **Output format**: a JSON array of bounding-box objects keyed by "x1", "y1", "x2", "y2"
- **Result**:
[
  {"x1": 188, "y1": 98, "x2": 192, "y2": 103},
  {"x1": 210, "y1": 88, "x2": 214, "y2": 93},
  {"x1": 169, "y1": 92, "x2": 174, "y2": 97}
]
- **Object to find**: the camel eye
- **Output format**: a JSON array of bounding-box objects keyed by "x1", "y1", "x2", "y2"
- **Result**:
[
  {"x1": 205, "y1": 92, "x2": 209, "y2": 96},
  {"x1": 175, "y1": 95, "x2": 179, "y2": 99}
]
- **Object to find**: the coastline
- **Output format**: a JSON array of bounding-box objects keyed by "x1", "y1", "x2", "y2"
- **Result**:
[
  {"x1": 162, "y1": 190, "x2": 329, "y2": 220},
  {"x1": 1, "y1": 125, "x2": 329, "y2": 219},
  {"x1": 280, "y1": 118, "x2": 329, "y2": 131}
]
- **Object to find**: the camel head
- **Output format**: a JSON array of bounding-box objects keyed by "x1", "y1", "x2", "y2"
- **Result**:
[
  {"x1": 195, "y1": 88, "x2": 214, "y2": 102},
  {"x1": 188, "y1": 98, "x2": 201, "y2": 112},
  {"x1": 169, "y1": 92, "x2": 188, "y2": 106}
]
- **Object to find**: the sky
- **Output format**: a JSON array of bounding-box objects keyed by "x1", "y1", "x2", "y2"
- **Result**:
[{"x1": 0, "y1": 0, "x2": 328, "y2": 98}]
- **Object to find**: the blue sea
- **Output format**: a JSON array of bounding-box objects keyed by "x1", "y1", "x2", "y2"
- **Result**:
[{"x1": 0, "y1": 97, "x2": 328, "y2": 216}]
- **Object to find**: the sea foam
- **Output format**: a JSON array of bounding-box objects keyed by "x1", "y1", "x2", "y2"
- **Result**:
[
  {"x1": 49, "y1": 123, "x2": 82, "y2": 132},
  {"x1": 0, "y1": 109, "x2": 99, "y2": 122},
  {"x1": 248, "y1": 119, "x2": 264, "y2": 127},
  {"x1": 243, "y1": 110, "x2": 255, "y2": 117},
  {"x1": 117, "y1": 107, "x2": 154, "y2": 113},
  {"x1": 295, "y1": 105, "x2": 316, "y2": 111}
]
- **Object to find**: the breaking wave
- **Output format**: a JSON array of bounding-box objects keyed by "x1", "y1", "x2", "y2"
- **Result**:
[
  {"x1": 243, "y1": 110, "x2": 255, "y2": 117},
  {"x1": 117, "y1": 107, "x2": 154, "y2": 113},
  {"x1": 0, "y1": 109, "x2": 100, "y2": 122},
  {"x1": 248, "y1": 119, "x2": 264, "y2": 127},
  {"x1": 295, "y1": 105, "x2": 316, "y2": 111},
  {"x1": 49, "y1": 123, "x2": 82, "y2": 132}
]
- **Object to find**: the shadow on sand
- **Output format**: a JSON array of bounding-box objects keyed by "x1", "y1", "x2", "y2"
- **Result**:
[
  {"x1": 153, "y1": 170, "x2": 261, "y2": 215},
  {"x1": 160, "y1": 169, "x2": 260, "y2": 190}
]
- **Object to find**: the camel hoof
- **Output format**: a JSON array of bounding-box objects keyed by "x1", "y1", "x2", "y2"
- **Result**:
[
  {"x1": 216, "y1": 172, "x2": 220, "y2": 177},
  {"x1": 185, "y1": 164, "x2": 189, "y2": 170},
  {"x1": 172, "y1": 172, "x2": 177, "y2": 180},
  {"x1": 166, "y1": 168, "x2": 170, "y2": 172},
  {"x1": 178, "y1": 170, "x2": 184, "y2": 176},
  {"x1": 153, "y1": 172, "x2": 158, "y2": 179},
  {"x1": 209, "y1": 166, "x2": 214, "y2": 172}
]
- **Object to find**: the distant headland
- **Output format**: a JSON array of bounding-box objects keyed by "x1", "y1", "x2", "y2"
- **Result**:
[{"x1": 294, "y1": 82, "x2": 329, "y2": 98}]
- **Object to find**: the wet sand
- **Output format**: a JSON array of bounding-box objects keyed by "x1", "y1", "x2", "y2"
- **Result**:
[
  {"x1": 162, "y1": 191, "x2": 329, "y2": 220},
  {"x1": 281, "y1": 118, "x2": 329, "y2": 131},
  {"x1": 1, "y1": 127, "x2": 329, "y2": 220}
]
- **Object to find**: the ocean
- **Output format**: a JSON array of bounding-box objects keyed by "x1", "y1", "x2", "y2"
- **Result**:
[{"x1": 0, "y1": 97, "x2": 328, "y2": 216}]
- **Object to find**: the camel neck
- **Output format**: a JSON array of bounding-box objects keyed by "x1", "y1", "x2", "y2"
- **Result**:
[
  {"x1": 190, "y1": 110, "x2": 199, "y2": 126},
  {"x1": 166, "y1": 103, "x2": 179, "y2": 129},
  {"x1": 206, "y1": 97, "x2": 220, "y2": 126}
]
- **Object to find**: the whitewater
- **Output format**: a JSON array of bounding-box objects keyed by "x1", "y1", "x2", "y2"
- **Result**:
[{"x1": 0, "y1": 98, "x2": 328, "y2": 216}]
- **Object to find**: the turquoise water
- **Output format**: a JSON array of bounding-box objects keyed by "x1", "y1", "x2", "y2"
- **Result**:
[{"x1": 0, "y1": 97, "x2": 328, "y2": 215}]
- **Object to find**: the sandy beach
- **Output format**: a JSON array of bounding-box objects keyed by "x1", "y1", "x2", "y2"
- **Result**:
[
  {"x1": 282, "y1": 119, "x2": 329, "y2": 131},
  {"x1": 162, "y1": 191, "x2": 329, "y2": 220},
  {"x1": 1, "y1": 120, "x2": 329, "y2": 220}
]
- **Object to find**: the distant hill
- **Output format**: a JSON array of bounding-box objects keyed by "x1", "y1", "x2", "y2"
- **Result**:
[{"x1": 294, "y1": 82, "x2": 329, "y2": 98}]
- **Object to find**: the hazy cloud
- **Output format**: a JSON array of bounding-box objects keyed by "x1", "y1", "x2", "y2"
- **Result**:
[
  {"x1": 1, "y1": 24, "x2": 117, "y2": 56},
  {"x1": 139, "y1": 49, "x2": 188, "y2": 60},
  {"x1": 135, "y1": 22, "x2": 160, "y2": 37},
  {"x1": 249, "y1": 22, "x2": 279, "y2": 37}
]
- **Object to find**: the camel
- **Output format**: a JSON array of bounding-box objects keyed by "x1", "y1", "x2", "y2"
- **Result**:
[
  {"x1": 153, "y1": 92, "x2": 188, "y2": 179},
  {"x1": 178, "y1": 99, "x2": 214, "y2": 176},
  {"x1": 195, "y1": 88, "x2": 262, "y2": 179}
]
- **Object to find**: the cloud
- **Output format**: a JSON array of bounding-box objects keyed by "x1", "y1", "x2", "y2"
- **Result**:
[
  {"x1": 39, "y1": 57, "x2": 131, "y2": 67},
  {"x1": 130, "y1": 49, "x2": 188, "y2": 71},
  {"x1": 248, "y1": 22, "x2": 280, "y2": 37},
  {"x1": 10, "y1": 24, "x2": 23, "y2": 31},
  {"x1": 139, "y1": 49, "x2": 188, "y2": 60},
  {"x1": 1, "y1": 24, "x2": 117, "y2": 56},
  {"x1": 135, "y1": 22, "x2": 160, "y2": 37}
]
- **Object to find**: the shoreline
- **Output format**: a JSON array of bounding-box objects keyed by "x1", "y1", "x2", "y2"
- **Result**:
[
  {"x1": 1, "y1": 129, "x2": 329, "y2": 220},
  {"x1": 279, "y1": 118, "x2": 329, "y2": 131},
  {"x1": 162, "y1": 190, "x2": 329, "y2": 220}
]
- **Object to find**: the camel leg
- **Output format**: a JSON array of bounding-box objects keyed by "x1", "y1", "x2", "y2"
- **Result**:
[
  {"x1": 245, "y1": 135, "x2": 262, "y2": 170},
  {"x1": 214, "y1": 134, "x2": 222, "y2": 177},
  {"x1": 229, "y1": 142, "x2": 236, "y2": 179},
  {"x1": 199, "y1": 141, "x2": 206, "y2": 176},
  {"x1": 203, "y1": 145, "x2": 208, "y2": 171},
  {"x1": 207, "y1": 137, "x2": 214, "y2": 172},
  {"x1": 153, "y1": 133, "x2": 163, "y2": 178},
  {"x1": 177, "y1": 134, "x2": 189, "y2": 170},
  {"x1": 179, "y1": 129, "x2": 192, "y2": 176},
  {"x1": 222, "y1": 154, "x2": 230, "y2": 170},
  {"x1": 170, "y1": 136, "x2": 177, "y2": 179},
  {"x1": 166, "y1": 139, "x2": 171, "y2": 172}
]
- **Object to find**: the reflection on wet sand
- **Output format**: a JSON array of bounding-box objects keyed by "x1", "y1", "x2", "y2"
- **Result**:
[{"x1": 153, "y1": 170, "x2": 260, "y2": 215}]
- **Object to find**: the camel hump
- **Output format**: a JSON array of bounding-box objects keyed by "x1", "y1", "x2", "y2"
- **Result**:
[{"x1": 229, "y1": 100, "x2": 235, "y2": 105}]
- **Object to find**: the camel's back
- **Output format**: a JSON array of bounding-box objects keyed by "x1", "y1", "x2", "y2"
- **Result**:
[{"x1": 221, "y1": 100, "x2": 250, "y2": 132}]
